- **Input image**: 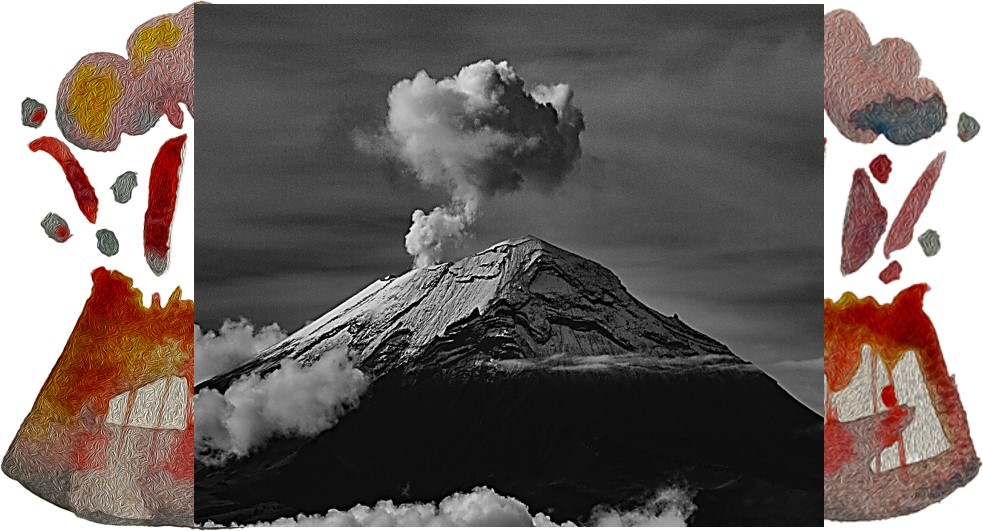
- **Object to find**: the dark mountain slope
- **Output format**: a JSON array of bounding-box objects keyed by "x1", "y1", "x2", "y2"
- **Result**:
[{"x1": 195, "y1": 236, "x2": 821, "y2": 525}]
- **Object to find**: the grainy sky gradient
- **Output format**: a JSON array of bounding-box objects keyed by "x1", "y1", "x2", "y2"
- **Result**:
[{"x1": 195, "y1": 5, "x2": 822, "y2": 412}]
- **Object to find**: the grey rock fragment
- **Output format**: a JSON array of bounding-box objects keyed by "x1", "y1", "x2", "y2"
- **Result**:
[
  {"x1": 40, "y1": 213, "x2": 71, "y2": 242},
  {"x1": 111, "y1": 172, "x2": 138, "y2": 203},
  {"x1": 96, "y1": 229, "x2": 120, "y2": 257},
  {"x1": 917, "y1": 229, "x2": 941, "y2": 257},
  {"x1": 21, "y1": 98, "x2": 46, "y2": 128},
  {"x1": 958, "y1": 113, "x2": 980, "y2": 142}
]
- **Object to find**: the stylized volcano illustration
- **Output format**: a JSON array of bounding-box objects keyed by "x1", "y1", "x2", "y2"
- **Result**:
[
  {"x1": 824, "y1": 286, "x2": 979, "y2": 520},
  {"x1": 195, "y1": 236, "x2": 821, "y2": 525},
  {"x1": 4, "y1": 268, "x2": 194, "y2": 526}
]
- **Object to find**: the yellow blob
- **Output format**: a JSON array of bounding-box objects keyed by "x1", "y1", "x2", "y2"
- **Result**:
[
  {"x1": 66, "y1": 63, "x2": 123, "y2": 141},
  {"x1": 131, "y1": 19, "x2": 182, "y2": 75}
]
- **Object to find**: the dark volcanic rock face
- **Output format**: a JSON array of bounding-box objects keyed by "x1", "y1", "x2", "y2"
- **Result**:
[{"x1": 195, "y1": 236, "x2": 821, "y2": 525}]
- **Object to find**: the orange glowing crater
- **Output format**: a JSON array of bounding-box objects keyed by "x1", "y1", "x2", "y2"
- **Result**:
[
  {"x1": 824, "y1": 284, "x2": 979, "y2": 520},
  {"x1": 2, "y1": 268, "x2": 192, "y2": 526}
]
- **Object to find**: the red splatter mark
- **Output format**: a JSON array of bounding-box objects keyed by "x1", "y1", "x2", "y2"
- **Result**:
[
  {"x1": 876, "y1": 407, "x2": 909, "y2": 455},
  {"x1": 879, "y1": 261, "x2": 902, "y2": 284},
  {"x1": 841, "y1": 168, "x2": 888, "y2": 275},
  {"x1": 55, "y1": 225, "x2": 69, "y2": 240},
  {"x1": 31, "y1": 108, "x2": 46, "y2": 125},
  {"x1": 881, "y1": 385, "x2": 898, "y2": 408},
  {"x1": 144, "y1": 134, "x2": 186, "y2": 276},
  {"x1": 884, "y1": 152, "x2": 946, "y2": 258},
  {"x1": 28, "y1": 136, "x2": 99, "y2": 223},
  {"x1": 869, "y1": 154, "x2": 892, "y2": 184}
]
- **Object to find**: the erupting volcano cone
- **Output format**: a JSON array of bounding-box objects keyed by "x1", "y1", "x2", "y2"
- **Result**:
[
  {"x1": 3, "y1": 268, "x2": 193, "y2": 526},
  {"x1": 824, "y1": 285, "x2": 979, "y2": 520}
]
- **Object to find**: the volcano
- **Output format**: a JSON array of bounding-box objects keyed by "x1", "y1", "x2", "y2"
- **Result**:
[{"x1": 194, "y1": 236, "x2": 821, "y2": 525}]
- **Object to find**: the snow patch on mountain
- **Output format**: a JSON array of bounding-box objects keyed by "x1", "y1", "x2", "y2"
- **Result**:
[{"x1": 198, "y1": 236, "x2": 750, "y2": 394}]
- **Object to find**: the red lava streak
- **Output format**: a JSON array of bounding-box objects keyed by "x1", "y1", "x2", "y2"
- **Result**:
[
  {"x1": 28, "y1": 137, "x2": 99, "y2": 223},
  {"x1": 884, "y1": 152, "x2": 946, "y2": 258},
  {"x1": 144, "y1": 134, "x2": 186, "y2": 276},
  {"x1": 841, "y1": 168, "x2": 887, "y2": 275}
]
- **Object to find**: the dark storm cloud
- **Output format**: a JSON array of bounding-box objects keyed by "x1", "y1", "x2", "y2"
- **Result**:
[{"x1": 195, "y1": 5, "x2": 821, "y2": 404}]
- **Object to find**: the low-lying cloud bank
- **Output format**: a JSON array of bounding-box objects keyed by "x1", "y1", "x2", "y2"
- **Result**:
[
  {"x1": 218, "y1": 485, "x2": 695, "y2": 527},
  {"x1": 195, "y1": 318, "x2": 288, "y2": 384},
  {"x1": 195, "y1": 346, "x2": 369, "y2": 463},
  {"x1": 588, "y1": 486, "x2": 697, "y2": 527}
]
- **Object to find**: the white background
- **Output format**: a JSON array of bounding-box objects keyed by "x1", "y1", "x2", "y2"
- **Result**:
[
  {"x1": 0, "y1": 0, "x2": 193, "y2": 528},
  {"x1": 824, "y1": 2, "x2": 983, "y2": 528}
]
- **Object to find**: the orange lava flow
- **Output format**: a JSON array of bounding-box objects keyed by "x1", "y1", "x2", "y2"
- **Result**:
[
  {"x1": 824, "y1": 285, "x2": 973, "y2": 473},
  {"x1": 11, "y1": 267, "x2": 193, "y2": 480}
]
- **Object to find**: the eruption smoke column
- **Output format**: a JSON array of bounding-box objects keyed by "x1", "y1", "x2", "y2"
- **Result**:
[{"x1": 372, "y1": 59, "x2": 585, "y2": 267}]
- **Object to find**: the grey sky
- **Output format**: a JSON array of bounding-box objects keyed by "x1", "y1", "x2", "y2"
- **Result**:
[{"x1": 195, "y1": 5, "x2": 822, "y2": 412}]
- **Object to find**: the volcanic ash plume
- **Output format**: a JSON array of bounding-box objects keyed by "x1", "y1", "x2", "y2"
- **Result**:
[
  {"x1": 404, "y1": 199, "x2": 478, "y2": 269},
  {"x1": 374, "y1": 59, "x2": 585, "y2": 267}
]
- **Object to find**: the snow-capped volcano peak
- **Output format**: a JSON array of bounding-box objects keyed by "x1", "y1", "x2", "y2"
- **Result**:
[
  {"x1": 198, "y1": 236, "x2": 749, "y2": 392},
  {"x1": 196, "y1": 236, "x2": 821, "y2": 527}
]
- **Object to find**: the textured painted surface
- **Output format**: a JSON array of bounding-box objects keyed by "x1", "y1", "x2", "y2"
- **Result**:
[
  {"x1": 957, "y1": 112, "x2": 979, "y2": 142},
  {"x1": 825, "y1": 10, "x2": 946, "y2": 145},
  {"x1": 95, "y1": 228, "x2": 119, "y2": 257},
  {"x1": 918, "y1": 229, "x2": 941, "y2": 257},
  {"x1": 144, "y1": 135, "x2": 186, "y2": 276},
  {"x1": 824, "y1": 286, "x2": 979, "y2": 520},
  {"x1": 110, "y1": 171, "x2": 138, "y2": 203},
  {"x1": 841, "y1": 169, "x2": 887, "y2": 276},
  {"x1": 829, "y1": 346, "x2": 950, "y2": 475},
  {"x1": 869, "y1": 154, "x2": 892, "y2": 184},
  {"x1": 2, "y1": 268, "x2": 193, "y2": 526},
  {"x1": 28, "y1": 137, "x2": 99, "y2": 224},
  {"x1": 849, "y1": 95, "x2": 946, "y2": 146},
  {"x1": 21, "y1": 98, "x2": 46, "y2": 128},
  {"x1": 55, "y1": 4, "x2": 195, "y2": 152},
  {"x1": 878, "y1": 261, "x2": 902, "y2": 284},
  {"x1": 884, "y1": 152, "x2": 946, "y2": 258},
  {"x1": 65, "y1": 63, "x2": 124, "y2": 142},
  {"x1": 130, "y1": 19, "x2": 182, "y2": 76},
  {"x1": 40, "y1": 212, "x2": 71, "y2": 243}
]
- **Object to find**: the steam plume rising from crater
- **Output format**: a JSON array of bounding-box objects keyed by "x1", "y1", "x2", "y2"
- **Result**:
[{"x1": 368, "y1": 59, "x2": 585, "y2": 267}]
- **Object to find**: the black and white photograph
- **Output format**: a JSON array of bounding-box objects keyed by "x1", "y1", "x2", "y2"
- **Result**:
[{"x1": 193, "y1": 4, "x2": 822, "y2": 526}]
